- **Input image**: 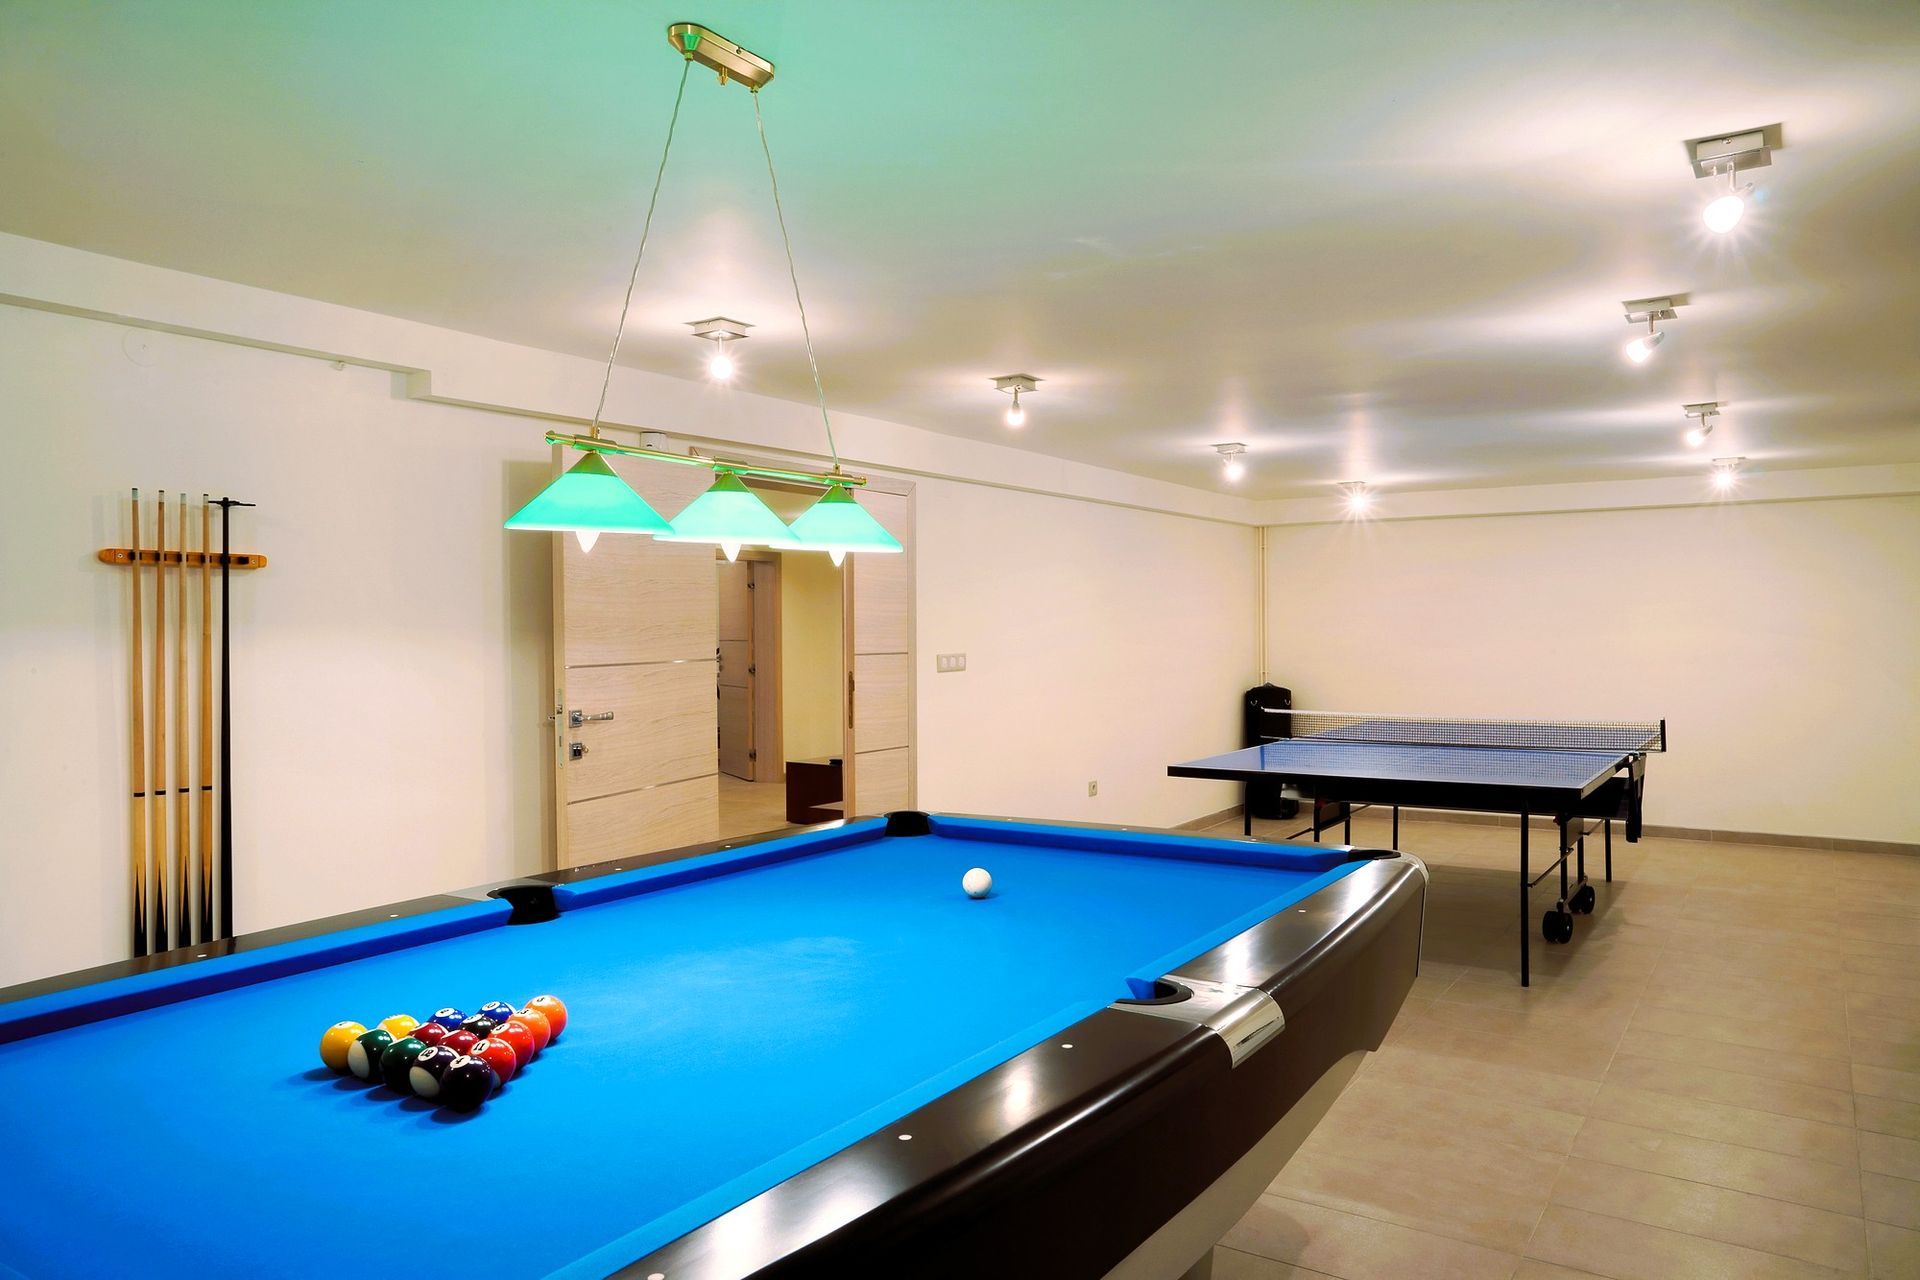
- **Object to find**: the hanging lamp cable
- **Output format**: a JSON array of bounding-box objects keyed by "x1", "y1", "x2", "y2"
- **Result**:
[
  {"x1": 589, "y1": 58, "x2": 693, "y2": 438},
  {"x1": 752, "y1": 90, "x2": 839, "y2": 471}
]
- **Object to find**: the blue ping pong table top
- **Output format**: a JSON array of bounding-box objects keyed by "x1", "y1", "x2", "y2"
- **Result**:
[{"x1": 1170, "y1": 739, "x2": 1629, "y2": 795}]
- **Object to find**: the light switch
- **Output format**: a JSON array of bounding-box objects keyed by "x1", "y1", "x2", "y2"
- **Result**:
[{"x1": 935, "y1": 653, "x2": 967, "y2": 673}]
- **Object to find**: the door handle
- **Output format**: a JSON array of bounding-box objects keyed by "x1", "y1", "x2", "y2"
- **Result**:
[{"x1": 569, "y1": 710, "x2": 615, "y2": 727}]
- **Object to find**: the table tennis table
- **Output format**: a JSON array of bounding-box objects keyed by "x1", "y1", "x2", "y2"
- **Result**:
[{"x1": 1170, "y1": 712, "x2": 1665, "y2": 985}]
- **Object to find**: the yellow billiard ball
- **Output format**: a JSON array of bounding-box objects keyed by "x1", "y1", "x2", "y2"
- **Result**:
[
  {"x1": 318, "y1": 1020, "x2": 367, "y2": 1073},
  {"x1": 378, "y1": 1013, "x2": 420, "y2": 1041}
]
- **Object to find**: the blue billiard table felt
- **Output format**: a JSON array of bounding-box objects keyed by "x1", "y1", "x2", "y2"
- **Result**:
[{"x1": 0, "y1": 820, "x2": 1359, "y2": 1279}]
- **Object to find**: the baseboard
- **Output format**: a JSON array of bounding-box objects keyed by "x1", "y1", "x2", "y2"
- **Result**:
[
  {"x1": 1197, "y1": 804, "x2": 1918, "y2": 858},
  {"x1": 1174, "y1": 806, "x2": 1241, "y2": 832}
]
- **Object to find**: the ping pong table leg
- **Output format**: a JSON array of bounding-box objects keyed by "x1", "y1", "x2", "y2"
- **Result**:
[
  {"x1": 1343, "y1": 808, "x2": 1351, "y2": 844},
  {"x1": 1244, "y1": 801, "x2": 1251, "y2": 838},
  {"x1": 1519, "y1": 812, "x2": 1530, "y2": 988},
  {"x1": 1392, "y1": 806, "x2": 1400, "y2": 849},
  {"x1": 1605, "y1": 819, "x2": 1613, "y2": 881}
]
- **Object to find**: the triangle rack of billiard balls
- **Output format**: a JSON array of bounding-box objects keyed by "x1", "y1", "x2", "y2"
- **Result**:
[{"x1": 318, "y1": 995, "x2": 569, "y2": 1112}]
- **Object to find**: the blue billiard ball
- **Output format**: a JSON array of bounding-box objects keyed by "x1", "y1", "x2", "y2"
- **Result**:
[
  {"x1": 428, "y1": 1007, "x2": 467, "y2": 1031},
  {"x1": 477, "y1": 1000, "x2": 517, "y2": 1025}
]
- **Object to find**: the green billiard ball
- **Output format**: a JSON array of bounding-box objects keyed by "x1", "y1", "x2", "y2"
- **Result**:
[
  {"x1": 345, "y1": 1028, "x2": 394, "y2": 1081},
  {"x1": 379, "y1": 1036, "x2": 429, "y2": 1092}
]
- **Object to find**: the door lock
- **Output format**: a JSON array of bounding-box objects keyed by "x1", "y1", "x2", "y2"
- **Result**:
[{"x1": 569, "y1": 741, "x2": 589, "y2": 760}]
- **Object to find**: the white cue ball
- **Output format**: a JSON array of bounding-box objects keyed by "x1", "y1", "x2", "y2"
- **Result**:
[{"x1": 962, "y1": 867, "x2": 993, "y2": 899}]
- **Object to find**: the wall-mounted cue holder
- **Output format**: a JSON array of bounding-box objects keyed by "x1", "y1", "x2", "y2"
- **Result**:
[
  {"x1": 97, "y1": 548, "x2": 268, "y2": 569},
  {"x1": 106, "y1": 490, "x2": 263, "y2": 961}
]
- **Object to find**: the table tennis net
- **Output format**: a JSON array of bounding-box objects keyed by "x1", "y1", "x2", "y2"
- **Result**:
[{"x1": 1255, "y1": 710, "x2": 1666, "y2": 754}]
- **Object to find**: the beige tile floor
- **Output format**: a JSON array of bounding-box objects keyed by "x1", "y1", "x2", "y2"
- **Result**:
[
  {"x1": 718, "y1": 775, "x2": 792, "y2": 841},
  {"x1": 1195, "y1": 808, "x2": 1920, "y2": 1280}
]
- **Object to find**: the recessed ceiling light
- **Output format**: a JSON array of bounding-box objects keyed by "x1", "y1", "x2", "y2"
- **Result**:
[
  {"x1": 1213, "y1": 443, "x2": 1247, "y2": 482},
  {"x1": 992, "y1": 374, "x2": 1040, "y2": 428}
]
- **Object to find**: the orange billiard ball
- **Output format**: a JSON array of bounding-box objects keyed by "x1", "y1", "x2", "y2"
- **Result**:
[{"x1": 524, "y1": 995, "x2": 568, "y2": 1040}]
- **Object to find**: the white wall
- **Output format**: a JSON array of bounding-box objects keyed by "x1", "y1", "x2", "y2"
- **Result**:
[
  {"x1": 1262, "y1": 498, "x2": 1920, "y2": 843},
  {"x1": 0, "y1": 300, "x2": 1258, "y2": 985},
  {"x1": 915, "y1": 477, "x2": 1256, "y2": 828},
  {"x1": 0, "y1": 306, "x2": 557, "y2": 984}
]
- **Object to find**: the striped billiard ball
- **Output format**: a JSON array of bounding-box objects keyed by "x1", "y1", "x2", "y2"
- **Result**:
[
  {"x1": 346, "y1": 1029, "x2": 395, "y2": 1082},
  {"x1": 511, "y1": 1008, "x2": 551, "y2": 1053},
  {"x1": 407, "y1": 1045, "x2": 460, "y2": 1099},
  {"x1": 437, "y1": 1056, "x2": 498, "y2": 1112}
]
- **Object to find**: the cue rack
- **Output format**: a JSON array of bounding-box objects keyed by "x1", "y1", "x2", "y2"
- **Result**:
[{"x1": 100, "y1": 491, "x2": 265, "y2": 958}]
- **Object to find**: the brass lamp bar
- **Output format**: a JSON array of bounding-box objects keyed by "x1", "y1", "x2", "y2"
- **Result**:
[
  {"x1": 545, "y1": 430, "x2": 866, "y2": 489},
  {"x1": 668, "y1": 23, "x2": 775, "y2": 90}
]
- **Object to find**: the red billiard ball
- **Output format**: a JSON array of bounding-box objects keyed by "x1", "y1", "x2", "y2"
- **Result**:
[
  {"x1": 470, "y1": 1038, "x2": 517, "y2": 1085},
  {"x1": 524, "y1": 995, "x2": 568, "y2": 1040},
  {"x1": 413, "y1": 1023, "x2": 451, "y2": 1049},
  {"x1": 492, "y1": 1020, "x2": 535, "y2": 1067},
  {"x1": 442, "y1": 1030, "x2": 479, "y2": 1057},
  {"x1": 512, "y1": 1007, "x2": 552, "y2": 1053}
]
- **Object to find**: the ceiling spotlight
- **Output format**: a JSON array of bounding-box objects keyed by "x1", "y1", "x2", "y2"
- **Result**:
[
  {"x1": 992, "y1": 374, "x2": 1041, "y2": 428},
  {"x1": 1338, "y1": 480, "x2": 1372, "y2": 514},
  {"x1": 1621, "y1": 297, "x2": 1681, "y2": 365},
  {"x1": 1682, "y1": 401, "x2": 1721, "y2": 449},
  {"x1": 1689, "y1": 129, "x2": 1774, "y2": 234},
  {"x1": 1213, "y1": 443, "x2": 1247, "y2": 482},
  {"x1": 687, "y1": 316, "x2": 752, "y2": 381},
  {"x1": 1711, "y1": 457, "x2": 1745, "y2": 492}
]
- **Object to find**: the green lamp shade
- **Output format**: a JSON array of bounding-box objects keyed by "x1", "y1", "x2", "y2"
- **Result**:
[
  {"x1": 657, "y1": 471, "x2": 800, "y2": 560},
  {"x1": 787, "y1": 481, "x2": 902, "y2": 564},
  {"x1": 504, "y1": 451, "x2": 672, "y2": 547}
]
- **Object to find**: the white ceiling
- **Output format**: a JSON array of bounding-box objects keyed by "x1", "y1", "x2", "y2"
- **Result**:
[{"x1": 3, "y1": 1, "x2": 1917, "y2": 497}]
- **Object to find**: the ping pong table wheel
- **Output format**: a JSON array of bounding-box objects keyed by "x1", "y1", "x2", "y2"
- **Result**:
[
  {"x1": 1542, "y1": 909, "x2": 1574, "y2": 944},
  {"x1": 1570, "y1": 884, "x2": 1596, "y2": 915}
]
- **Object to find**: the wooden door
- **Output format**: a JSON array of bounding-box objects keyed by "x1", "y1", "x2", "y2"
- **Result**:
[
  {"x1": 551, "y1": 450, "x2": 719, "y2": 868},
  {"x1": 844, "y1": 487, "x2": 915, "y2": 814},
  {"x1": 716, "y1": 560, "x2": 754, "y2": 781}
]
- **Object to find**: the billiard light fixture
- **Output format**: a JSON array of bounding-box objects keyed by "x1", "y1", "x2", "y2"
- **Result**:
[
  {"x1": 1338, "y1": 481, "x2": 1373, "y2": 515},
  {"x1": 1682, "y1": 402, "x2": 1721, "y2": 449},
  {"x1": 504, "y1": 23, "x2": 897, "y2": 564},
  {"x1": 1622, "y1": 297, "x2": 1682, "y2": 365},
  {"x1": 1689, "y1": 129, "x2": 1774, "y2": 234},
  {"x1": 1711, "y1": 456, "x2": 1745, "y2": 492},
  {"x1": 993, "y1": 374, "x2": 1040, "y2": 428},
  {"x1": 687, "y1": 317, "x2": 752, "y2": 381},
  {"x1": 1214, "y1": 443, "x2": 1247, "y2": 483}
]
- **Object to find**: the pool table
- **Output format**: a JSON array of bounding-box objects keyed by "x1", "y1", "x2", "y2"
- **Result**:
[{"x1": 0, "y1": 812, "x2": 1425, "y2": 1280}]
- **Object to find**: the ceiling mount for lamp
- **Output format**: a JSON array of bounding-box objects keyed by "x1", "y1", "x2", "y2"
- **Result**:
[
  {"x1": 1688, "y1": 127, "x2": 1776, "y2": 233},
  {"x1": 688, "y1": 316, "x2": 752, "y2": 380},
  {"x1": 1213, "y1": 443, "x2": 1247, "y2": 482},
  {"x1": 667, "y1": 23, "x2": 775, "y2": 89},
  {"x1": 1682, "y1": 401, "x2": 1722, "y2": 448},
  {"x1": 993, "y1": 374, "x2": 1041, "y2": 428},
  {"x1": 1622, "y1": 295, "x2": 1685, "y2": 364}
]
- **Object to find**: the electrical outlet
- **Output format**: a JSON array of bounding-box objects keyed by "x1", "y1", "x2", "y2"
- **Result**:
[
  {"x1": 935, "y1": 653, "x2": 967, "y2": 673},
  {"x1": 1088, "y1": 780, "x2": 1098, "y2": 797}
]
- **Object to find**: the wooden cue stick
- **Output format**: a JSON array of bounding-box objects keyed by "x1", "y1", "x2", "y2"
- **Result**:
[
  {"x1": 128, "y1": 490, "x2": 149, "y2": 958},
  {"x1": 152, "y1": 490, "x2": 169, "y2": 953},
  {"x1": 174, "y1": 497, "x2": 189, "y2": 947},
  {"x1": 198, "y1": 496, "x2": 213, "y2": 944}
]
